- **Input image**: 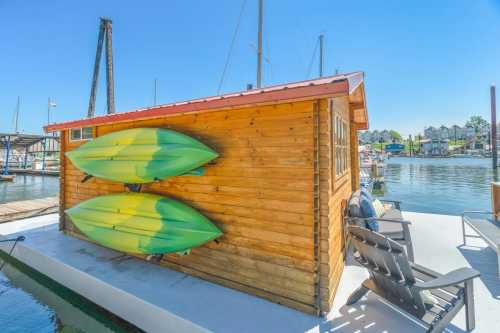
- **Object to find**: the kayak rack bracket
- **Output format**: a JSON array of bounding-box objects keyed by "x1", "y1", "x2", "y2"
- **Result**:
[
  {"x1": 81, "y1": 174, "x2": 94, "y2": 183},
  {"x1": 125, "y1": 184, "x2": 142, "y2": 192}
]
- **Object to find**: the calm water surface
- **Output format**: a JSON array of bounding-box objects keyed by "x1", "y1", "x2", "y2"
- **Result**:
[
  {"x1": 380, "y1": 157, "x2": 498, "y2": 215},
  {"x1": 0, "y1": 175, "x2": 59, "y2": 203},
  {"x1": 0, "y1": 256, "x2": 142, "y2": 333}
]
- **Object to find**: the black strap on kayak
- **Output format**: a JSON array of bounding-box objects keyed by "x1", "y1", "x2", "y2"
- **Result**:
[
  {"x1": 81, "y1": 174, "x2": 94, "y2": 183},
  {"x1": 0, "y1": 235, "x2": 26, "y2": 271},
  {"x1": 146, "y1": 254, "x2": 164, "y2": 263},
  {"x1": 125, "y1": 184, "x2": 142, "y2": 192}
]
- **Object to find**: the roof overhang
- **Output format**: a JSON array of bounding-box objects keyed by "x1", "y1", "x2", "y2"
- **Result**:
[
  {"x1": 45, "y1": 71, "x2": 368, "y2": 132},
  {"x1": 347, "y1": 78, "x2": 369, "y2": 130},
  {"x1": 0, "y1": 133, "x2": 59, "y2": 149}
]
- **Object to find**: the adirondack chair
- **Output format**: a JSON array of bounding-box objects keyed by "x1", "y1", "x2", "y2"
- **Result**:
[
  {"x1": 345, "y1": 190, "x2": 415, "y2": 261},
  {"x1": 346, "y1": 226, "x2": 480, "y2": 333}
]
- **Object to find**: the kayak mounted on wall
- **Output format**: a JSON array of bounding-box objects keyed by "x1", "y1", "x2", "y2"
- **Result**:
[
  {"x1": 66, "y1": 192, "x2": 222, "y2": 255},
  {"x1": 66, "y1": 128, "x2": 218, "y2": 184}
]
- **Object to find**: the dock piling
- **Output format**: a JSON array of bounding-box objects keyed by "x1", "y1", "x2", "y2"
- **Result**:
[
  {"x1": 3, "y1": 135, "x2": 11, "y2": 175},
  {"x1": 491, "y1": 85, "x2": 497, "y2": 168}
]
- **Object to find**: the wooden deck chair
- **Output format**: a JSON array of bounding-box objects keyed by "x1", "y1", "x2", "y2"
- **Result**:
[
  {"x1": 345, "y1": 190, "x2": 415, "y2": 261},
  {"x1": 346, "y1": 225, "x2": 480, "y2": 333}
]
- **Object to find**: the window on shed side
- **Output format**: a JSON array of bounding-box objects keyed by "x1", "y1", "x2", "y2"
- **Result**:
[
  {"x1": 331, "y1": 102, "x2": 349, "y2": 178},
  {"x1": 70, "y1": 127, "x2": 93, "y2": 141},
  {"x1": 70, "y1": 128, "x2": 82, "y2": 141},
  {"x1": 82, "y1": 127, "x2": 93, "y2": 139}
]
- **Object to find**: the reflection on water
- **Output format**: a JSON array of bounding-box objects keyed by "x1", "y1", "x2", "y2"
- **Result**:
[
  {"x1": 380, "y1": 157, "x2": 497, "y2": 215},
  {"x1": 0, "y1": 256, "x2": 141, "y2": 333},
  {"x1": 0, "y1": 175, "x2": 59, "y2": 204}
]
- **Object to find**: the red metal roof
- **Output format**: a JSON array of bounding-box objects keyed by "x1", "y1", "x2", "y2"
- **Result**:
[{"x1": 45, "y1": 71, "x2": 364, "y2": 132}]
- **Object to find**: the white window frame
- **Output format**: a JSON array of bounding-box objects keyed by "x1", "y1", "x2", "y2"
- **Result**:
[
  {"x1": 333, "y1": 114, "x2": 349, "y2": 178},
  {"x1": 70, "y1": 127, "x2": 93, "y2": 141}
]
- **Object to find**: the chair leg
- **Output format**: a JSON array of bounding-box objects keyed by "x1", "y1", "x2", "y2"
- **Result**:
[
  {"x1": 402, "y1": 224, "x2": 415, "y2": 262},
  {"x1": 497, "y1": 250, "x2": 500, "y2": 278},
  {"x1": 464, "y1": 279, "x2": 475, "y2": 331},
  {"x1": 346, "y1": 285, "x2": 369, "y2": 305},
  {"x1": 461, "y1": 217, "x2": 467, "y2": 246}
]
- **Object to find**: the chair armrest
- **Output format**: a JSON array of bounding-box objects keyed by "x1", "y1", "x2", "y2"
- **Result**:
[
  {"x1": 349, "y1": 216, "x2": 411, "y2": 225},
  {"x1": 414, "y1": 268, "x2": 480, "y2": 290},
  {"x1": 462, "y1": 210, "x2": 494, "y2": 217},
  {"x1": 380, "y1": 199, "x2": 401, "y2": 210},
  {"x1": 376, "y1": 217, "x2": 412, "y2": 225}
]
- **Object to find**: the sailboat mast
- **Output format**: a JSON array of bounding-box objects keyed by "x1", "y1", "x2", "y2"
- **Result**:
[
  {"x1": 319, "y1": 34, "x2": 324, "y2": 77},
  {"x1": 256, "y1": 0, "x2": 263, "y2": 88},
  {"x1": 15, "y1": 96, "x2": 20, "y2": 133}
]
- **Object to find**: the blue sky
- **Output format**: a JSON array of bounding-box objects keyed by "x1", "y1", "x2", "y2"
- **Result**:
[{"x1": 1, "y1": 0, "x2": 500, "y2": 136}]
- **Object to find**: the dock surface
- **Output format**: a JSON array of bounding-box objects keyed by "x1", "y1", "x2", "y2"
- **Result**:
[
  {"x1": 0, "y1": 197, "x2": 58, "y2": 223},
  {"x1": 8, "y1": 168, "x2": 59, "y2": 176},
  {"x1": 0, "y1": 212, "x2": 498, "y2": 333}
]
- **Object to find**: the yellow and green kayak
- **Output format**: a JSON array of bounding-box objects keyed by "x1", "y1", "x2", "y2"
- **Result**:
[
  {"x1": 66, "y1": 192, "x2": 222, "y2": 254},
  {"x1": 66, "y1": 128, "x2": 218, "y2": 184}
]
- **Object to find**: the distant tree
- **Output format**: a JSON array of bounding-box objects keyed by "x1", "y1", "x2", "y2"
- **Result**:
[
  {"x1": 389, "y1": 130, "x2": 402, "y2": 142},
  {"x1": 465, "y1": 116, "x2": 489, "y2": 135}
]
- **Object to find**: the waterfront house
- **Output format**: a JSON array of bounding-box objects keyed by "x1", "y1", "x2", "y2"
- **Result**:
[
  {"x1": 439, "y1": 125, "x2": 449, "y2": 139},
  {"x1": 420, "y1": 138, "x2": 449, "y2": 156},
  {"x1": 358, "y1": 129, "x2": 391, "y2": 144},
  {"x1": 45, "y1": 72, "x2": 369, "y2": 315},
  {"x1": 424, "y1": 125, "x2": 478, "y2": 141}
]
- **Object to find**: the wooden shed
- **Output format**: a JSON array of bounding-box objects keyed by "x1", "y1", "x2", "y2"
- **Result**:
[{"x1": 45, "y1": 72, "x2": 369, "y2": 315}]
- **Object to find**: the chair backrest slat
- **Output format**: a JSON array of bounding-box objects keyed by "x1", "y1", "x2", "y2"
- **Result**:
[{"x1": 349, "y1": 225, "x2": 426, "y2": 317}]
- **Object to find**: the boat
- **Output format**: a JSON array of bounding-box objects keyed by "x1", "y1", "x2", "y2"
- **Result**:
[
  {"x1": 0, "y1": 174, "x2": 15, "y2": 182},
  {"x1": 66, "y1": 128, "x2": 218, "y2": 184},
  {"x1": 65, "y1": 192, "x2": 222, "y2": 255}
]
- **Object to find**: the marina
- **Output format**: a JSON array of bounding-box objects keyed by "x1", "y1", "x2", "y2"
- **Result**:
[{"x1": 1, "y1": 1, "x2": 499, "y2": 332}]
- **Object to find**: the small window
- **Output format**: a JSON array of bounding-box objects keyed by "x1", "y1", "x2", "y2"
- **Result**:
[
  {"x1": 333, "y1": 115, "x2": 349, "y2": 177},
  {"x1": 82, "y1": 127, "x2": 93, "y2": 139},
  {"x1": 70, "y1": 127, "x2": 93, "y2": 141},
  {"x1": 70, "y1": 128, "x2": 82, "y2": 141}
]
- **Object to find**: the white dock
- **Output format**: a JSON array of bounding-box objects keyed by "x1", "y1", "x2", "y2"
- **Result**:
[{"x1": 0, "y1": 212, "x2": 498, "y2": 333}]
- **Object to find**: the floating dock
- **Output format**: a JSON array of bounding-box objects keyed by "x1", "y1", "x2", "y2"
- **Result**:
[
  {"x1": 0, "y1": 197, "x2": 58, "y2": 223},
  {"x1": 0, "y1": 212, "x2": 497, "y2": 333},
  {"x1": 8, "y1": 168, "x2": 59, "y2": 176}
]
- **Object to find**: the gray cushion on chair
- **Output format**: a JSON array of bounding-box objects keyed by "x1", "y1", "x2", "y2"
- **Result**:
[{"x1": 348, "y1": 190, "x2": 363, "y2": 218}]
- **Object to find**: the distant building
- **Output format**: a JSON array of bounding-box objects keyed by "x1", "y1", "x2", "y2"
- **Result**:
[
  {"x1": 384, "y1": 143, "x2": 405, "y2": 155},
  {"x1": 359, "y1": 131, "x2": 371, "y2": 144},
  {"x1": 424, "y1": 126, "x2": 437, "y2": 139},
  {"x1": 439, "y1": 126, "x2": 449, "y2": 140},
  {"x1": 424, "y1": 125, "x2": 477, "y2": 141},
  {"x1": 420, "y1": 138, "x2": 449, "y2": 156},
  {"x1": 449, "y1": 125, "x2": 466, "y2": 140},
  {"x1": 358, "y1": 129, "x2": 393, "y2": 144}
]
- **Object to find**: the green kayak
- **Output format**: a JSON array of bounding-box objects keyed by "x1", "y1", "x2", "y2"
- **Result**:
[
  {"x1": 66, "y1": 192, "x2": 222, "y2": 255},
  {"x1": 66, "y1": 128, "x2": 218, "y2": 184}
]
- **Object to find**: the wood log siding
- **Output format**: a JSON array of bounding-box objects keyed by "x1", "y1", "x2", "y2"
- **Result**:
[{"x1": 60, "y1": 96, "x2": 358, "y2": 315}]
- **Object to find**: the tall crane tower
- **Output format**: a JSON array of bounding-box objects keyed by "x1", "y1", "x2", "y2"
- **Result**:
[{"x1": 87, "y1": 17, "x2": 115, "y2": 118}]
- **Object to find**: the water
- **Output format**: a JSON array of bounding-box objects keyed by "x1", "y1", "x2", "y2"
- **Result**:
[
  {"x1": 0, "y1": 175, "x2": 59, "y2": 203},
  {"x1": 380, "y1": 157, "x2": 498, "y2": 215},
  {"x1": 0, "y1": 253, "x2": 142, "y2": 333}
]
